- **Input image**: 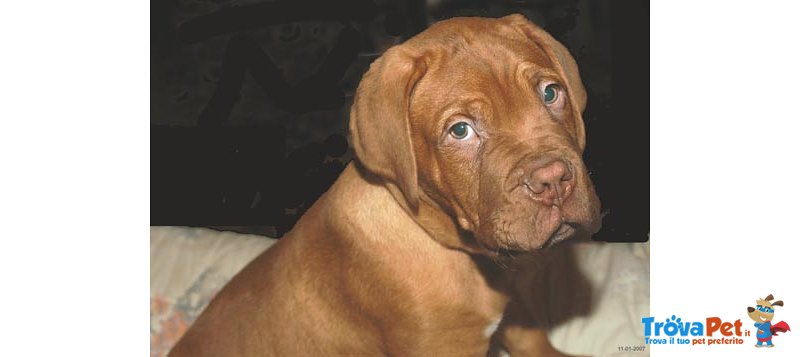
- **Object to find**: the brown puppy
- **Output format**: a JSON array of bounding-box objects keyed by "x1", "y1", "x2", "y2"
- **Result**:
[{"x1": 170, "y1": 14, "x2": 601, "y2": 356}]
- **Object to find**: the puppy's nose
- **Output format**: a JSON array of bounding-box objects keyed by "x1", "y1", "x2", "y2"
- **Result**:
[
  {"x1": 524, "y1": 159, "x2": 574, "y2": 206},
  {"x1": 748, "y1": 307, "x2": 755, "y2": 313}
]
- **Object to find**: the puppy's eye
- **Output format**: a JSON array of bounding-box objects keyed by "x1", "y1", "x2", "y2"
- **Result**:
[
  {"x1": 543, "y1": 83, "x2": 560, "y2": 104},
  {"x1": 448, "y1": 122, "x2": 475, "y2": 140}
]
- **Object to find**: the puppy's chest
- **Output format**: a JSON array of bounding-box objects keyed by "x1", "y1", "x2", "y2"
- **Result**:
[
  {"x1": 376, "y1": 283, "x2": 507, "y2": 355},
  {"x1": 382, "y1": 306, "x2": 503, "y2": 356}
]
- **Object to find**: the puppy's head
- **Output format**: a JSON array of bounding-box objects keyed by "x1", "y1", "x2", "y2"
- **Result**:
[
  {"x1": 350, "y1": 15, "x2": 601, "y2": 254},
  {"x1": 747, "y1": 294, "x2": 783, "y2": 323}
]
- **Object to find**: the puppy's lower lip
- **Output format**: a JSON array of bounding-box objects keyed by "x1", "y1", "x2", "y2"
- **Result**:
[{"x1": 543, "y1": 223, "x2": 576, "y2": 248}]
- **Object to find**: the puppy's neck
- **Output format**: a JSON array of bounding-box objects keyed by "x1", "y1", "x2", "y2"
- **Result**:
[
  {"x1": 350, "y1": 161, "x2": 485, "y2": 255},
  {"x1": 414, "y1": 190, "x2": 487, "y2": 254},
  {"x1": 333, "y1": 162, "x2": 514, "y2": 296}
]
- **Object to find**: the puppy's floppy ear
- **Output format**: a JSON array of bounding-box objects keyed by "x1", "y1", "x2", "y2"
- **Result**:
[
  {"x1": 773, "y1": 300, "x2": 784, "y2": 307},
  {"x1": 766, "y1": 294, "x2": 775, "y2": 301},
  {"x1": 503, "y1": 14, "x2": 588, "y2": 150},
  {"x1": 350, "y1": 47, "x2": 426, "y2": 210}
]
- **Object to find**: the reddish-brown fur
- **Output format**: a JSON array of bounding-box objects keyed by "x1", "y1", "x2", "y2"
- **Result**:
[{"x1": 170, "y1": 14, "x2": 600, "y2": 356}]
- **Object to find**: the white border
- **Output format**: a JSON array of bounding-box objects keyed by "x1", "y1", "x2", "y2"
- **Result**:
[
  {"x1": 652, "y1": 1, "x2": 800, "y2": 355},
  {"x1": 0, "y1": 1, "x2": 149, "y2": 355}
]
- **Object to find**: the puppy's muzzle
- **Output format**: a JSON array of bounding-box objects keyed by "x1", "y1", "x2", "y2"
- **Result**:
[{"x1": 506, "y1": 156, "x2": 576, "y2": 207}]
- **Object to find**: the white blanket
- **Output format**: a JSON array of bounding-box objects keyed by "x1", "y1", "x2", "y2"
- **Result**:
[{"x1": 150, "y1": 226, "x2": 649, "y2": 356}]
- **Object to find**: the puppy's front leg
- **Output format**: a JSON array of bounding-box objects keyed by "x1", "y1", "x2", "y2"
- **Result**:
[
  {"x1": 489, "y1": 301, "x2": 584, "y2": 357},
  {"x1": 489, "y1": 246, "x2": 593, "y2": 357}
]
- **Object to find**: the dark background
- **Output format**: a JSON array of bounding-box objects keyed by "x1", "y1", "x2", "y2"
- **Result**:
[{"x1": 151, "y1": 0, "x2": 648, "y2": 242}]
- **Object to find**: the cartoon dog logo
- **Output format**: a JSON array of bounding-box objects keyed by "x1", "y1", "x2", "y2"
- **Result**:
[{"x1": 747, "y1": 294, "x2": 791, "y2": 347}]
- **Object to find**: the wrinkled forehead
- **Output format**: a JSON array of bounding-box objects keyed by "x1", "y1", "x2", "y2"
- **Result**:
[
  {"x1": 409, "y1": 32, "x2": 557, "y2": 125},
  {"x1": 444, "y1": 38, "x2": 553, "y2": 78},
  {"x1": 414, "y1": 17, "x2": 552, "y2": 61},
  {"x1": 411, "y1": 18, "x2": 557, "y2": 82}
]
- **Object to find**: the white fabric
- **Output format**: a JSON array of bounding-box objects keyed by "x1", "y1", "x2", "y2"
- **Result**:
[
  {"x1": 549, "y1": 241, "x2": 650, "y2": 356},
  {"x1": 150, "y1": 226, "x2": 649, "y2": 356},
  {"x1": 150, "y1": 226, "x2": 276, "y2": 300}
]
